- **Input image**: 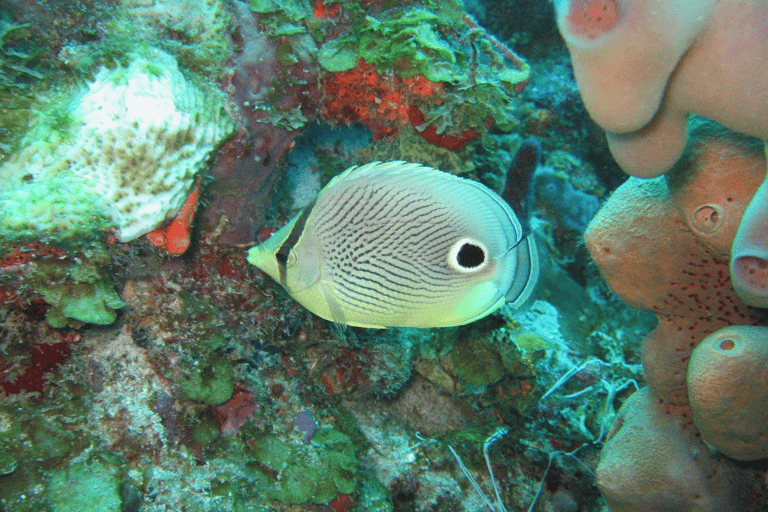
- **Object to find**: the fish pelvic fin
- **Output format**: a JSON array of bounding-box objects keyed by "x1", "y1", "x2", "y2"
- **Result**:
[{"x1": 321, "y1": 280, "x2": 348, "y2": 333}]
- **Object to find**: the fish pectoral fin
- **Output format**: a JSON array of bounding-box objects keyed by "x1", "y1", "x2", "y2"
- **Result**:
[{"x1": 321, "y1": 281, "x2": 348, "y2": 332}]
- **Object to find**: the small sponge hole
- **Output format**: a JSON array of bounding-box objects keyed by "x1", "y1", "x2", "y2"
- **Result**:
[{"x1": 568, "y1": 0, "x2": 619, "y2": 40}]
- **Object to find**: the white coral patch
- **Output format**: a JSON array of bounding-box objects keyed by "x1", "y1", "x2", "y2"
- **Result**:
[{"x1": 2, "y1": 48, "x2": 234, "y2": 242}]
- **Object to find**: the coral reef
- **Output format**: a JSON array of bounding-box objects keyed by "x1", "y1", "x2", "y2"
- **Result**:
[
  {"x1": 202, "y1": 1, "x2": 320, "y2": 244},
  {"x1": 321, "y1": 58, "x2": 443, "y2": 141},
  {"x1": 0, "y1": 47, "x2": 233, "y2": 327},
  {"x1": 0, "y1": 0, "x2": 658, "y2": 510},
  {"x1": 314, "y1": 0, "x2": 530, "y2": 143},
  {"x1": 204, "y1": 0, "x2": 534, "y2": 243}
]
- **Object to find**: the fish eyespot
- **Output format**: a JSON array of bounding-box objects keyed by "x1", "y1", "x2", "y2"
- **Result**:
[{"x1": 449, "y1": 238, "x2": 488, "y2": 273}]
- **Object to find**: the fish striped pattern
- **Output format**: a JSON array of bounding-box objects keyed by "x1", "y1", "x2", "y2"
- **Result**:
[
  {"x1": 248, "y1": 160, "x2": 538, "y2": 328},
  {"x1": 303, "y1": 161, "x2": 519, "y2": 325}
]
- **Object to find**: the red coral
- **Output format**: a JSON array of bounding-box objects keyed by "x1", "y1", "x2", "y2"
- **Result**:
[
  {"x1": 321, "y1": 59, "x2": 441, "y2": 140},
  {"x1": 214, "y1": 388, "x2": 259, "y2": 435},
  {"x1": 313, "y1": 0, "x2": 341, "y2": 19},
  {"x1": 407, "y1": 105, "x2": 480, "y2": 151}
]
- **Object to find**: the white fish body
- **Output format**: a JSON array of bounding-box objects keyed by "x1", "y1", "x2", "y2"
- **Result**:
[{"x1": 248, "y1": 161, "x2": 538, "y2": 328}]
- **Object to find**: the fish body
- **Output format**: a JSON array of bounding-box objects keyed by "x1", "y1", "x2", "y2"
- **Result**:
[{"x1": 248, "y1": 161, "x2": 538, "y2": 328}]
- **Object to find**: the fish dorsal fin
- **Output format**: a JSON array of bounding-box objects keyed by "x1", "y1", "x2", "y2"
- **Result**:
[
  {"x1": 321, "y1": 161, "x2": 516, "y2": 228},
  {"x1": 322, "y1": 161, "x2": 426, "y2": 190}
]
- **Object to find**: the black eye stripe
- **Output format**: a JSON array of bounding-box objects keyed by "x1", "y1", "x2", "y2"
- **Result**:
[{"x1": 276, "y1": 199, "x2": 316, "y2": 286}]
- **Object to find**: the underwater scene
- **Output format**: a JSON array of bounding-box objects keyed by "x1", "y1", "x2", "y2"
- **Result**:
[{"x1": 1, "y1": 0, "x2": 767, "y2": 510}]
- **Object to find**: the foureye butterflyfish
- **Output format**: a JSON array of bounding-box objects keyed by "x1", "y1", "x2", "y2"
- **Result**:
[{"x1": 247, "y1": 161, "x2": 538, "y2": 329}]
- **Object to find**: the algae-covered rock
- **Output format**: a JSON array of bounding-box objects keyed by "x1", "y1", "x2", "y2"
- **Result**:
[
  {"x1": 452, "y1": 329, "x2": 505, "y2": 386},
  {"x1": 315, "y1": 0, "x2": 530, "y2": 133},
  {"x1": 358, "y1": 477, "x2": 395, "y2": 512},
  {"x1": 39, "y1": 277, "x2": 125, "y2": 328},
  {"x1": 47, "y1": 458, "x2": 122, "y2": 512},
  {"x1": 176, "y1": 354, "x2": 234, "y2": 406},
  {"x1": 0, "y1": 410, "x2": 19, "y2": 475},
  {"x1": 248, "y1": 427, "x2": 359, "y2": 505}
]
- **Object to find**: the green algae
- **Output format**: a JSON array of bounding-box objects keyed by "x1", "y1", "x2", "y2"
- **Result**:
[
  {"x1": 0, "y1": 14, "x2": 47, "y2": 161},
  {"x1": 247, "y1": 427, "x2": 359, "y2": 505},
  {"x1": 39, "y1": 277, "x2": 125, "y2": 328},
  {"x1": 357, "y1": 477, "x2": 395, "y2": 512},
  {"x1": 190, "y1": 414, "x2": 221, "y2": 446},
  {"x1": 176, "y1": 354, "x2": 235, "y2": 406},
  {"x1": 0, "y1": 398, "x2": 104, "y2": 512},
  {"x1": 451, "y1": 327, "x2": 505, "y2": 386},
  {"x1": 170, "y1": 329, "x2": 236, "y2": 406},
  {"x1": 251, "y1": 0, "x2": 529, "y2": 140},
  {"x1": 47, "y1": 458, "x2": 123, "y2": 512},
  {"x1": 316, "y1": 3, "x2": 465, "y2": 81}
]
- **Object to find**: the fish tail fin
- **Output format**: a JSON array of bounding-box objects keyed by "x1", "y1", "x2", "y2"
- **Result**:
[{"x1": 505, "y1": 234, "x2": 539, "y2": 308}]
